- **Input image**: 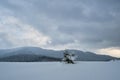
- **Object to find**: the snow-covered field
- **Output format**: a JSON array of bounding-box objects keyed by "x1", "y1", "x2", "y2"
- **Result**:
[{"x1": 0, "y1": 61, "x2": 120, "y2": 80}]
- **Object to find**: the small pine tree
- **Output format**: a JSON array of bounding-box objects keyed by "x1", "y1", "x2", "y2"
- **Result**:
[{"x1": 63, "y1": 50, "x2": 75, "y2": 64}]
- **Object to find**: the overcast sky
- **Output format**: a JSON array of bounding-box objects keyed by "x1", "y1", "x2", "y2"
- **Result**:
[{"x1": 0, "y1": 0, "x2": 120, "y2": 57}]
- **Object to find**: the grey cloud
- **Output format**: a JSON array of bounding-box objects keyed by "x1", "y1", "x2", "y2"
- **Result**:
[
  {"x1": 58, "y1": 20, "x2": 120, "y2": 49},
  {"x1": 28, "y1": 0, "x2": 120, "y2": 22},
  {"x1": 0, "y1": 0, "x2": 120, "y2": 51},
  {"x1": 0, "y1": 33, "x2": 13, "y2": 48}
]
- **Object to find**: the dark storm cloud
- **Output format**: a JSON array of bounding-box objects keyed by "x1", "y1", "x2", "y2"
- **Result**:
[
  {"x1": 29, "y1": 0, "x2": 120, "y2": 22},
  {"x1": 0, "y1": 0, "x2": 120, "y2": 51}
]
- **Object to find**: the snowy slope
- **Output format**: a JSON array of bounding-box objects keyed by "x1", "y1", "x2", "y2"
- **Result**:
[{"x1": 0, "y1": 61, "x2": 120, "y2": 80}]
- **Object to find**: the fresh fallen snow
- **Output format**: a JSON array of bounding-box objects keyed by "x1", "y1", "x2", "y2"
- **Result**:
[{"x1": 0, "y1": 61, "x2": 120, "y2": 80}]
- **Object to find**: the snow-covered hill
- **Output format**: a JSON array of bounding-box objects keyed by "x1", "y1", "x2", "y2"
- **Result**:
[
  {"x1": 0, "y1": 47, "x2": 119, "y2": 61},
  {"x1": 0, "y1": 61, "x2": 120, "y2": 80}
]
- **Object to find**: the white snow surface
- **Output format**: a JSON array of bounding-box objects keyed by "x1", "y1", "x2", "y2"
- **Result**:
[{"x1": 0, "y1": 61, "x2": 120, "y2": 80}]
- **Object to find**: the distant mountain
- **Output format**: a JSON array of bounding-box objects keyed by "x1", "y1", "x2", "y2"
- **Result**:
[
  {"x1": 0, "y1": 54, "x2": 61, "y2": 62},
  {"x1": 0, "y1": 47, "x2": 119, "y2": 62}
]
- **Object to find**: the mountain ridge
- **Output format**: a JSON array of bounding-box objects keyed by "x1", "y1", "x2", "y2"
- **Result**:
[{"x1": 0, "y1": 47, "x2": 119, "y2": 62}]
